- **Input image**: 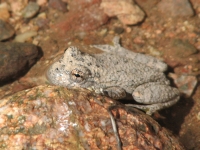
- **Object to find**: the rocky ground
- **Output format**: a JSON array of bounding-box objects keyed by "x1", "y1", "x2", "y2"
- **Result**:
[{"x1": 0, "y1": 0, "x2": 200, "y2": 149}]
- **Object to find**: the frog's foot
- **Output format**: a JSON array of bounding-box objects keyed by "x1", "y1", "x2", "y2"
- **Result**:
[
  {"x1": 130, "y1": 82, "x2": 180, "y2": 115},
  {"x1": 104, "y1": 87, "x2": 126, "y2": 100}
]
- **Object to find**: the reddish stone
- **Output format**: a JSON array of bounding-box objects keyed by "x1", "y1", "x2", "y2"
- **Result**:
[
  {"x1": 52, "y1": 0, "x2": 108, "y2": 33},
  {"x1": 0, "y1": 85, "x2": 185, "y2": 149},
  {"x1": 49, "y1": 0, "x2": 67, "y2": 12}
]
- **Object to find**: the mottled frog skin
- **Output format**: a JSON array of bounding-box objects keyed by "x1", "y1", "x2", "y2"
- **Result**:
[{"x1": 47, "y1": 37, "x2": 180, "y2": 115}]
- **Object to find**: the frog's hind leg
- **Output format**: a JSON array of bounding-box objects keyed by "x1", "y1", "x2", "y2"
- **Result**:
[
  {"x1": 126, "y1": 97, "x2": 179, "y2": 115},
  {"x1": 128, "y1": 82, "x2": 180, "y2": 115}
]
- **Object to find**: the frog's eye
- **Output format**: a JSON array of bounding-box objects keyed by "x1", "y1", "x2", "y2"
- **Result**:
[{"x1": 70, "y1": 69, "x2": 85, "y2": 83}]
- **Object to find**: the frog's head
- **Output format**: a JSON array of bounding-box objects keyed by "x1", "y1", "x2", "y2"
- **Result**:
[{"x1": 47, "y1": 46, "x2": 95, "y2": 89}]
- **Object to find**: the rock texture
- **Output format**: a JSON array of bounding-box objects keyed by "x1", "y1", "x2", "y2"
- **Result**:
[
  {"x1": 157, "y1": 0, "x2": 194, "y2": 17},
  {"x1": 0, "y1": 42, "x2": 40, "y2": 83},
  {"x1": 0, "y1": 85, "x2": 185, "y2": 149}
]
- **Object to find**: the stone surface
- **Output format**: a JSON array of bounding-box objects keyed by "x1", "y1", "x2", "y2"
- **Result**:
[
  {"x1": 164, "y1": 39, "x2": 200, "y2": 76},
  {"x1": 22, "y1": 2, "x2": 40, "y2": 19},
  {"x1": 169, "y1": 73, "x2": 197, "y2": 97},
  {"x1": 157, "y1": 0, "x2": 194, "y2": 17},
  {"x1": 53, "y1": 0, "x2": 108, "y2": 33},
  {"x1": 0, "y1": 85, "x2": 185, "y2": 149},
  {"x1": 14, "y1": 31, "x2": 38, "y2": 43},
  {"x1": 49, "y1": 0, "x2": 67, "y2": 12},
  {"x1": 0, "y1": 19, "x2": 15, "y2": 41},
  {"x1": 0, "y1": 42, "x2": 40, "y2": 83},
  {"x1": 100, "y1": 0, "x2": 145, "y2": 25},
  {"x1": 0, "y1": 3, "x2": 10, "y2": 21},
  {"x1": 168, "y1": 39, "x2": 198, "y2": 58}
]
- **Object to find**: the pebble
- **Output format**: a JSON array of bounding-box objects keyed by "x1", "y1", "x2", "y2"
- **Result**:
[
  {"x1": 100, "y1": 0, "x2": 145, "y2": 25},
  {"x1": 114, "y1": 27, "x2": 124, "y2": 34},
  {"x1": 10, "y1": 0, "x2": 28, "y2": 12},
  {"x1": 14, "y1": 31, "x2": 38, "y2": 43},
  {"x1": 0, "y1": 3, "x2": 10, "y2": 21},
  {"x1": 0, "y1": 42, "x2": 40, "y2": 84},
  {"x1": 157, "y1": 0, "x2": 194, "y2": 17},
  {"x1": 49, "y1": 0, "x2": 67, "y2": 12},
  {"x1": 37, "y1": 0, "x2": 48, "y2": 6},
  {"x1": 148, "y1": 45, "x2": 162, "y2": 56},
  {"x1": 169, "y1": 39, "x2": 198, "y2": 58},
  {"x1": 98, "y1": 28, "x2": 108, "y2": 36},
  {"x1": 22, "y1": 2, "x2": 40, "y2": 19},
  {"x1": 169, "y1": 73, "x2": 197, "y2": 97},
  {"x1": 0, "y1": 19, "x2": 15, "y2": 41}
]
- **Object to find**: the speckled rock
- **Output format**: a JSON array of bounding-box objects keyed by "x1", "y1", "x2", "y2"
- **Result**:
[
  {"x1": 0, "y1": 19, "x2": 15, "y2": 41},
  {"x1": 0, "y1": 85, "x2": 185, "y2": 149},
  {"x1": 157, "y1": 0, "x2": 194, "y2": 17},
  {"x1": 0, "y1": 42, "x2": 40, "y2": 83}
]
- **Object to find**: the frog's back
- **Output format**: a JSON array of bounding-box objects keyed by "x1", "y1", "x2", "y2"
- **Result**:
[{"x1": 94, "y1": 53, "x2": 169, "y2": 94}]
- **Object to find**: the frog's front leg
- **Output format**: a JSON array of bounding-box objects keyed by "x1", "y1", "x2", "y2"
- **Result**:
[
  {"x1": 103, "y1": 86, "x2": 126, "y2": 100},
  {"x1": 127, "y1": 82, "x2": 180, "y2": 115}
]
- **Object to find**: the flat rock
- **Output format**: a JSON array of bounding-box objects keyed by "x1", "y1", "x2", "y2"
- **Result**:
[
  {"x1": 0, "y1": 42, "x2": 40, "y2": 83},
  {"x1": 157, "y1": 0, "x2": 194, "y2": 17},
  {"x1": 0, "y1": 85, "x2": 185, "y2": 149},
  {"x1": 0, "y1": 19, "x2": 15, "y2": 41}
]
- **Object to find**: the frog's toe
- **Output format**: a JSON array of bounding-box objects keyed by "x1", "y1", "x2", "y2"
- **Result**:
[{"x1": 132, "y1": 82, "x2": 180, "y2": 104}]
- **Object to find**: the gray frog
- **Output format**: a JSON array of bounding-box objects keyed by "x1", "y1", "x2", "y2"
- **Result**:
[{"x1": 47, "y1": 36, "x2": 180, "y2": 115}]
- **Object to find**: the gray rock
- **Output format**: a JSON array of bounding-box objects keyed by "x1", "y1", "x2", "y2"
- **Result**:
[{"x1": 22, "y1": 2, "x2": 40, "y2": 19}]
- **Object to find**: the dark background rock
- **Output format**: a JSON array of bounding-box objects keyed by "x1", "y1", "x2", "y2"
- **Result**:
[
  {"x1": 0, "y1": 19, "x2": 15, "y2": 41},
  {"x1": 0, "y1": 42, "x2": 42, "y2": 84}
]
